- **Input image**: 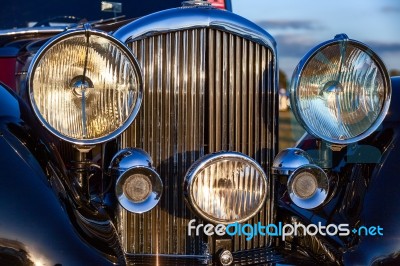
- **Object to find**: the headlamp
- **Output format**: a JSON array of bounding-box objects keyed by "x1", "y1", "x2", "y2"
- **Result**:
[
  {"x1": 28, "y1": 25, "x2": 142, "y2": 145},
  {"x1": 290, "y1": 34, "x2": 391, "y2": 144},
  {"x1": 184, "y1": 151, "x2": 268, "y2": 224}
]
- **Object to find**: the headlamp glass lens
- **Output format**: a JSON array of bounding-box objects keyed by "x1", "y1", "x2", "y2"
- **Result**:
[
  {"x1": 186, "y1": 152, "x2": 268, "y2": 224},
  {"x1": 30, "y1": 32, "x2": 141, "y2": 143},
  {"x1": 292, "y1": 40, "x2": 390, "y2": 143}
]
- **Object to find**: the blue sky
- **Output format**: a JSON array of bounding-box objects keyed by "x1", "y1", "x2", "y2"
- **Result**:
[{"x1": 232, "y1": 0, "x2": 400, "y2": 78}]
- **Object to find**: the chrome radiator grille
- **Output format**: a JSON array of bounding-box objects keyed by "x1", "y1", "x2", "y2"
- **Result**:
[{"x1": 118, "y1": 28, "x2": 276, "y2": 255}]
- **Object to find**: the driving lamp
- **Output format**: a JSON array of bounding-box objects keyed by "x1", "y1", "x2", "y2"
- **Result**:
[
  {"x1": 184, "y1": 151, "x2": 268, "y2": 224},
  {"x1": 272, "y1": 148, "x2": 331, "y2": 209},
  {"x1": 110, "y1": 148, "x2": 163, "y2": 213},
  {"x1": 290, "y1": 34, "x2": 391, "y2": 144},
  {"x1": 287, "y1": 165, "x2": 329, "y2": 209},
  {"x1": 116, "y1": 167, "x2": 163, "y2": 213},
  {"x1": 28, "y1": 26, "x2": 142, "y2": 145}
]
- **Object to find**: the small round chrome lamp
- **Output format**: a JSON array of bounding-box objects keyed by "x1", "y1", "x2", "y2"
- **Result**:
[
  {"x1": 110, "y1": 148, "x2": 162, "y2": 213},
  {"x1": 272, "y1": 148, "x2": 329, "y2": 209},
  {"x1": 287, "y1": 165, "x2": 329, "y2": 209}
]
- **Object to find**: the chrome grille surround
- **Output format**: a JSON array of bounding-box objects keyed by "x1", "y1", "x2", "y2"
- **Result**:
[{"x1": 113, "y1": 7, "x2": 278, "y2": 256}]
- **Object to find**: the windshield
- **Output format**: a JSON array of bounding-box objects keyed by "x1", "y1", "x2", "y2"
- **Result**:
[{"x1": 0, "y1": 0, "x2": 187, "y2": 29}]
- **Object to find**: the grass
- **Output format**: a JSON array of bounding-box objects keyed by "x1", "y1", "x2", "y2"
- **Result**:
[{"x1": 278, "y1": 110, "x2": 305, "y2": 150}]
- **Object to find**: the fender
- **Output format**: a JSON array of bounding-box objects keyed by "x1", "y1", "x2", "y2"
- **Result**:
[
  {"x1": 0, "y1": 82, "x2": 21, "y2": 118},
  {"x1": 290, "y1": 77, "x2": 400, "y2": 264},
  {"x1": 0, "y1": 83, "x2": 119, "y2": 265},
  {"x1": 341, "y1": 76, "x2": 400, "y2": 265}
]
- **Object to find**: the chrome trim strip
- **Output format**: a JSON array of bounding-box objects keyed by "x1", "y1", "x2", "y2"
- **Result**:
[
  {"x1": 0, "y1": 27, "x2": 66, "y2": 37},
  {"x1": 113, "y1": 7, "x2": 276, "y2": 52}
]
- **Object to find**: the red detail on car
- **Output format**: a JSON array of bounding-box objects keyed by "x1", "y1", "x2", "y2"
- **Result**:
[
  {"x1": 0, "y1": 58, "x2": 16, "y2": 90},
  {"x1": 207, "y1": 0, "x2": 226, "y2": 9}
]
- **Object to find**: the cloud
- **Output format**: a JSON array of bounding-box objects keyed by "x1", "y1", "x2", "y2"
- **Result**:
[
  {"x1": 270, "y1": 33, "x2": 400, "y2": 76},
  {"x1": 367, "y1": 42, "x2": 400, "y2": 54},
  {"x1": 256, "y1": 20, "x2": 323, "y2": 31},
  {"x1": 381, "y1": 6, "x2": 400, "y2": 13},
  {"x1": 274, "y1": 34, "x2": 400, "y2": 58},
  {"x1": 274, "y1": 34, "x2": 317, "y2": 57}
]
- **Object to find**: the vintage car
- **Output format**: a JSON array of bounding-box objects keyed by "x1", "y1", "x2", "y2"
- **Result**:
[{"x1": 0, "y1": 0, "x2": 399, "y2": 265}]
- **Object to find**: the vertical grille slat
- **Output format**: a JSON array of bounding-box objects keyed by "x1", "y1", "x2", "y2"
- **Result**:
[
  {"x1": 214, "y1": 30, "x2": 222, "y2": 151},
  {"x1": 119, "y1": 28, "x2": 275, "y2": 256},
  {"x1": 235, "y1": 36, "x2": 242, "y2": 155},
  {"x1": 228, "y1": 34, "x2": 235, "y2": 151},
  {"x1": 163, "y1": 33, "x2": 172, "y2": 254},
  {"x1": 258, "y1": 47, "x2": 267, "y2": 249},
  {"x1": 208, "y1": 30, "x2": 215, "y2": 154},
  {"x1": 171, "y1": 31, "x2": 180, "y2": 254},
  {"x1": 241, "y1": 39, "x2": 248, "y2": 155},
  {"x1": 221, "y1": 31, "x2": 228, "y2": 151}
]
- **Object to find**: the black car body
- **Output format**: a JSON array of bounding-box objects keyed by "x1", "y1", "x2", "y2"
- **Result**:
[{"x1": 0, "y1": 1, "x2": 399, "y2": 265}]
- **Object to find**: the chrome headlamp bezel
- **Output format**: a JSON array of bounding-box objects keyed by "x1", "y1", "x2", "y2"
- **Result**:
[
  {"x1": 27, "y1": 26, "x2": 143, "y2": 145},
  {"x1": 184, "y1": 151, "x2": 268, "y2": 224},
  {"x1": 290, "y1": 34, "x2": 391, "y2": 144}
]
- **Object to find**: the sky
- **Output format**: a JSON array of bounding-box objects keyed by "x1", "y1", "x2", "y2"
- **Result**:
[{"x1": 232, "y1": 0, "x2": 400, "y2": 79}]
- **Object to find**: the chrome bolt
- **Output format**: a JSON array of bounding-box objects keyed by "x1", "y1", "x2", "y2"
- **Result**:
[{"x1": 219, "y1": 249, "x2": 233, "y2": 266}]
